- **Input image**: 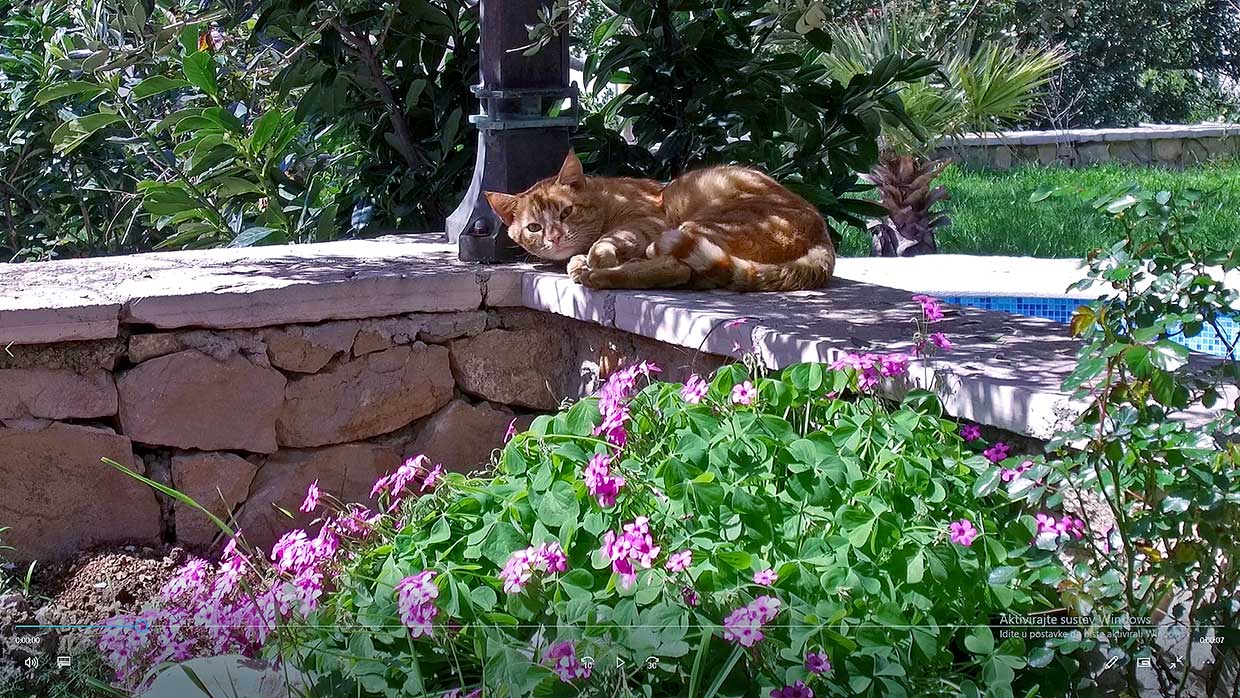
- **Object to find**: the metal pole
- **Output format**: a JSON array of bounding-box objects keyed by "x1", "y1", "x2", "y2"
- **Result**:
[{"x1": 447, "y1": 0, "x2": 575, "y2": 263}]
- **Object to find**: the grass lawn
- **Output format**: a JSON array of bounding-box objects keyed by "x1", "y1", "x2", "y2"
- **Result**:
[{"x1": 836, "y1": 161, "x2": 1240, "y2": 257}]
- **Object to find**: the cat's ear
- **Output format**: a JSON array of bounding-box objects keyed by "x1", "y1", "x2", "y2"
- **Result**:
[
  {"x1": 484, "y1": 191, "x2": 519, "y2": 225},
  {"x1": 557, "y1": 150, "x2": 585, "y2": 188}
]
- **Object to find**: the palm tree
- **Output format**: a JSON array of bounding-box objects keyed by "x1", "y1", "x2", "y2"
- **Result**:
[{"x1": 819, "y1": 9, "x2": 1068, "y2": 256}]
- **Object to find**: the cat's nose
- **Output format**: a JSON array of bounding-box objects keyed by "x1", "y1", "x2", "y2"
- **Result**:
[{"x1": 545, "y1": 228, "x2": 562, "y2": 243}]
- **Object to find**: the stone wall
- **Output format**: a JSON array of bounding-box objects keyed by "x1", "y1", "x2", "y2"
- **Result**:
[
  {"x1": 11, "y1": 238, "x2": 1203, "y2": 564},
  {"x1": 932, "y1": 124, "x2": 1240, "y2": 170},
  {"x1": 0, "y1": 307, "x2": 721, "y2": 561}
]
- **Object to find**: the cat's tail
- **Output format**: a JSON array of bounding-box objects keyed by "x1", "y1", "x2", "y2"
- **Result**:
[{"x1": 655, "y1": 228, "x2": 835, "y2": 292}]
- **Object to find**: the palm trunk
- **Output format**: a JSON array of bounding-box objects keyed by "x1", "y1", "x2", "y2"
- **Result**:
[{"x1": 865, "y1": 152, "x2": 950, "y2": 257}]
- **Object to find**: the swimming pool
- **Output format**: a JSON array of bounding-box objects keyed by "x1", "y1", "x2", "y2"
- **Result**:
[{"x1": 942, "y1": 295, "x2": 1240, "y2": 359}]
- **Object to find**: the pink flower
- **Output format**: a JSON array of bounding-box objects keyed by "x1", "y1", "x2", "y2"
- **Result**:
[
  {"x1": 299, "y1": 479, "x2": 320, "y2": 513},
  {"x1": 499, "y1": 542, "x2": 569, "y2": 594},
  {"x1": 770, "y1": 681, "x2": 814, "y2": 698},
  {"x1": 983, "y1": 441, "x2": 1011, "y2": 463},
  {"x1": 752, "y1": 568, "x2": 779, "y2": 586},
  {"x1": 805, "y1": 650, "x2": 831, "y2": 674},
  {"x1": 371, "y1": 455, "x2": 441, "y2": 511},
  {"x1": 929, "y1": 332, "x2": 952, "y2": 351},
  {"x1": 878, "y1": 353, "x2": 909, "y2": 378},
  {"x1": 731, "y1": 381, "x2": 757, "y2": 405},
  {"x1": 832, "y1": 351, "x2": 907, "y2": 390},
  {"x1": 505, "y1": 418, "x2": 518, "y2": 443},
  {"x1": 543, "y1": 640, "x2": 592, "y2": 682},
  {"x1": 396, "y1": 571, "x2": 439, "y2": 638},
  {"x1": 1038, "y1": 513, "x2": 1085, "y2": 539},
  {"x1": 912, "y1": 294, "x2": 944, "y2": 322},
  {"x1": 724, "y1": 318, "x2": 749, "y2": 329},
  {"x1": 159, "y1": 559, "x2": 210, "y2": 602},
  {"x1": 286, "y1": 568, "x2": 323, "y2": 617},
  {"x1": 1035, "y1": 512, "x2": 1058, "y2": 533},
  {"x1": 421, "y1": 464, "x2": 443, "y2": 492},
  {"x1": 600, "y1": 517, "x2": 661, "y2": 589},
  {"x1": 666, "y1": 549, "x2": 692, "y2": 573},
  {"x1": 333, "y1": 504, "x2": 380, "y2": 538},
  {"x1": 722, "y1": 595, "x2": 781, "y2": 647},
  {"x1": 960, "y1": 424, "x2": 982, "y2": 441},
  {"x1": 948, "y1": 519, "x2": 980, "y2": 547},
  {"x1": 1001, "y1": 459, "x2": 1034, "y2": 482},
  {"x1": 680, "y1": 374, "x2": 709, "y2": 404},
  {"x1": 583, "y1": 453, "x2": 626, "y2": 508}
]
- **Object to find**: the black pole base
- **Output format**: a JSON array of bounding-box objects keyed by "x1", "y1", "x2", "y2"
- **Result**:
[
  {"x1": 447, "y1": 127, "x2": 571, "y2": 263},
  {"x1": 447, "y1": 0, "x2": 572, "y2": 264}
]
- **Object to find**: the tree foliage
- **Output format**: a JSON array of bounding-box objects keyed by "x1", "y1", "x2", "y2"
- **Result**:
[{"x1": 572, "y1": 0, "x2": 937, "y2": 236}]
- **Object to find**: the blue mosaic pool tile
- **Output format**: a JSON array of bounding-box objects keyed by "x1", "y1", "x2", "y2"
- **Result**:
[{"x1": 942, "y1": 296, "x2": 1239, "y2": 360}]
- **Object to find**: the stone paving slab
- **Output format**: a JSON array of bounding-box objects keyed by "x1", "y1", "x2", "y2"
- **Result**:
[
  {"x1": 0, "y1": 235, "x2": 523, "y2": 340},
  {"x1": 525, "y1": 272, "x2": 1086, "y2": 438}
]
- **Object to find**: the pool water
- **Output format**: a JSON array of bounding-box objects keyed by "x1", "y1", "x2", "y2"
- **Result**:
[{"x1": 942, "y1": 296, "x2": 1240, "y2": 359}]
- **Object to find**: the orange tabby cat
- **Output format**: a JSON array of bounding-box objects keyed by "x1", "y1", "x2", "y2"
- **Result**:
[{"x1": 484, "y1": 151, "x2": 835, "y2": 291}]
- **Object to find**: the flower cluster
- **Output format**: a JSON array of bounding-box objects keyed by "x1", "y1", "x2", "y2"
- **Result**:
[
  {"x1": 499, "y1": 542, "x2": 569, "y2": 594},
  {"x1": 1001, "y1": 459, "x2": 1034, "y2": 482},
  {"x1": 1035, "y1": 513, "x2": 1085, "y2": 540},
  {"x1": 666, "y1": 549, "x2": 692, "y2": 573},
  {"x1": 594, "y1": 361, "x2": 661, "y2": 448},
  {"x1": 396, "y1": 571, "x2": 440, "y2": 638},
  {"x1": 983, "y1": 441, "x2": 1011, "y2": 464},
  {"x1": 680, "y1": 374, "x2": 709, "y2": 404},
  {"x1": 722, "y1": 595, "x2": 781, "y2": 647},
  {"x1": 912, "y1": 294, "x2": 944, "y2": 322},
  {"x1": 583, "y1": 453, "x2": 626, "y2": 508},
  {"x1": 369, "y1": 455, "x2": 443, "y2": 513},
  {"x1": 770, "y1": 681, "x2": 814, "y2": 698},
  {"x1": 271, "y1": 527, "x2": 337, "y2": 577},
  {"x1": 331, "y1": 504, "x2": 381, "y2": 539},
  {"x1": 543, "y1": 640, "x2": 592, "y2": 683},
  {"x1": 949, "y1": 519, "x2": 980, "y2": 547},
  {"x1": 805, "y1": 650, "x2": 832, "y2": 675},
  {"x1": 960, "y1": 424, "x2": 982, "y2": 441},
  {"x1": 600, "y1": 517, "x2": 661, "y2": 589},
  {"x1": 753, "y1": 568, "x2": 779, "y2": 586},
  {"x1": 830, "y1": 351, "x2": 911, "y2": 391},
  {"x1": 100, "y1": 538, "x2": 286, "y2": 689}
]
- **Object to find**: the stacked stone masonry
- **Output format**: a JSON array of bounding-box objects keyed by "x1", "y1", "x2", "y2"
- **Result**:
[
  {"x1": 0, "y1": 306, "x2": 718, "y2": 560},
  {"x1": 932, "y1": 124, "x2": 1240, "y2": 169}
]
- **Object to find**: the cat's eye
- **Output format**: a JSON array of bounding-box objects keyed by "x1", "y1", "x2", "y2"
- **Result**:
[
  {"x1": 560, "y1": 206, "x2": 574, "y2": 221},
  {"x1": 526, "y1": 223, "x2": 543, "y2": 233}
]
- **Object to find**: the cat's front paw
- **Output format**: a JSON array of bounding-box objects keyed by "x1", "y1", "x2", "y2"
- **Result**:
[
  {"x1": 567, "y1": 255, "x2": 591, "y2": 284},
  {"x1": 587, "y1": 243, "x2": 619, "y2": 270}
]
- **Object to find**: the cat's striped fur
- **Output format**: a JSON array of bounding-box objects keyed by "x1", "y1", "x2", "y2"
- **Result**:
[{"x1": 484, "y1": 151, "x2": 835, "y2": 292}]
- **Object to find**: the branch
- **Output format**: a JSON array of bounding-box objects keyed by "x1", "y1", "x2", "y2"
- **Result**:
[{"x1": 330, "y1": 18, "x2": 428, "y2": 171}]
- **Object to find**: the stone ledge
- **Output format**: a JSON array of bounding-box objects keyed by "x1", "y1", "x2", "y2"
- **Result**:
[
  {"x1": 2, "y1": 238, "x2": 1232, "y2": 440},
  {"x1": 0, "y1": 235, "x2": 531, "y2": 343},
  {"x1": 943, "y1": 123, "x2": 1239, "y2": 147},
  {"x1": 522, "y1": 272, "x2": 1086, "y2": 439}
]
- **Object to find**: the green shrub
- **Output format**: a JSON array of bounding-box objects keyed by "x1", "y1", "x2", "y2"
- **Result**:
[
  {"x1": 99, "y1": 299, "x2": 1102, "y2": 697},
  {"x1": 1030, "y1": 181, "x2": 1240, "y2": 694}
]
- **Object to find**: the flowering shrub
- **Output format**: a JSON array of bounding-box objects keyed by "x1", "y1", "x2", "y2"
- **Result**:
[
  {"x1": 99, "y1": 297, "x2": 1142, "y2": 696},
  {"x1": 1027, "y1": 182, "x2": 1240, "y2": 694}
]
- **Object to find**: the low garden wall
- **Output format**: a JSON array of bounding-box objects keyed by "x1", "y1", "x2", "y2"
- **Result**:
[
  {"x1": 0, "y1": 237, "x2": 1146, "y2": 562},
  {"x1": 934, "y1": 123, "x2": 1240, "y2": 169}
]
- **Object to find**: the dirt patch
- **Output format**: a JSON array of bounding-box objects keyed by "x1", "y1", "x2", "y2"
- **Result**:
[{"x1": 2, "y1": 543, "x2": 197, "y2": 674}]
